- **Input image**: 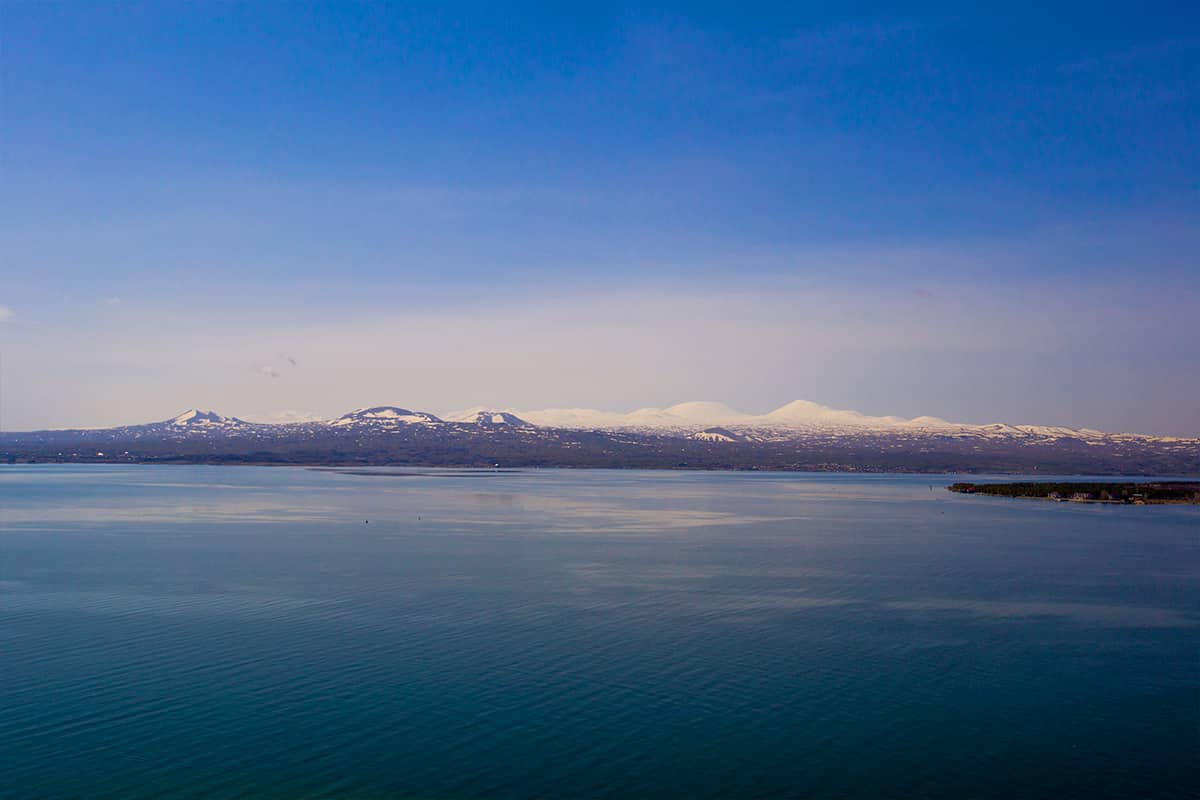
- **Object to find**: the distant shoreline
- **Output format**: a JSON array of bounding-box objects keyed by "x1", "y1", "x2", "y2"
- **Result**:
[
  {"x1": 3, "y1": 460, "x2": 1200, "y2": 481},
  {"x1": 948, "y1": 481, "x2": 1200, "y2": 504}
]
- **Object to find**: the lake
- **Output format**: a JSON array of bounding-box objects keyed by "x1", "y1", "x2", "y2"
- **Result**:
[{"x1": 2, "y1": 465, "x2": 1196, "y2": 799}]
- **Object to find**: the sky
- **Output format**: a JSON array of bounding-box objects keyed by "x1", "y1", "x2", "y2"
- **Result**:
[{"x1": 1, "y1": 1, "x2": 1197, "y2": 435}]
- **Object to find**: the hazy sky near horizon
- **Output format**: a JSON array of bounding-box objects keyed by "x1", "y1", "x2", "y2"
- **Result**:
[{"x1": 1, "y1": 2, "x2": 1198, "y2": 434}]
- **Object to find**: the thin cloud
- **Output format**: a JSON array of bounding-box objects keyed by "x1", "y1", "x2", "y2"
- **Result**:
[
  {"x1": 258, "y1": 365, "x2": 280, "y2": 379},
  {"x1": 0, "y1": 306, "x2": 12, "y2": 321}
]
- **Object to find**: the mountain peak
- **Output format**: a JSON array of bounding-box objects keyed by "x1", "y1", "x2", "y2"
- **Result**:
[
  {"x1": 690, "y1": 426, "x2": 746, "y2": 443},
  {"x1": 333, "y1": 406, "x2": 443, "y2": 426},
  {"x1": 447, "y1": 409, "x2": 532, "y2": 426},
  {"x1": 764, "y1": 400, "x2": 909, "y2": 428},
  {"x1": 167, "y1": 409, "x2": 234, "y2": 426},
  {"x1": 663, "y1": 401, "x2": 752, "y2": 422},
  {"x1": 766, "y1": 399, "x2": 856, "y2": 420}
]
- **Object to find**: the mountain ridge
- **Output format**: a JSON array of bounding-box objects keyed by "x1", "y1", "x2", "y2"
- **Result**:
[
  {"x1": 13, "y1": 399, "x2": 1195, "y2": 442},
  {"x1": 4, "y1": 399, "x2": 1195, "y2": 475}
]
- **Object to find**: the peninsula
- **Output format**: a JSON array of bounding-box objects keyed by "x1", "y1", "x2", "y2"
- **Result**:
[{"x1": 947, "y1": 482, "x2": 1200, "y2": 504}]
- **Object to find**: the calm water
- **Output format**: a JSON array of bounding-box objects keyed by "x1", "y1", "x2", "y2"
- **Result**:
[{"x1": 2, "y1": 465, "x2": 1197, "y2": 799}]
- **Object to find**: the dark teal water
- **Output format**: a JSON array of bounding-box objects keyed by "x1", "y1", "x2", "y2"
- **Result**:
[{"x1": 2, "y1": 465, "x2": 1197, "y2": 799}]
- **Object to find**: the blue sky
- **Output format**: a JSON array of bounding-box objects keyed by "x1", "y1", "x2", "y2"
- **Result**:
[{"x1": 1, "y1": 2, "x2": 1197, "y2": 433}]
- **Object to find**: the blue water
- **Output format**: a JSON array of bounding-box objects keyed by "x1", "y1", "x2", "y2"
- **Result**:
[{"x1": 2, "y1": 465, "x2": 1197, "y2": 799}]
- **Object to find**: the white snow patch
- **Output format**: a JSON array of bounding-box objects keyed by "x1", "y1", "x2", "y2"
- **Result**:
[
  {"x1": 167, "y1": 409, "x2": 234, "y2": 426},
  {"x1": 442, "y1": 408, "x2": 531, "y2": 426},
  {"x1": 332, "y1": 406, "x2": 443, "y2": 426}
]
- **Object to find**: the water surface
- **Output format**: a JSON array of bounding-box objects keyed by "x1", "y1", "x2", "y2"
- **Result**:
[{"x1": 2, "y1": 465, "x2": 1197, "y2": 798}]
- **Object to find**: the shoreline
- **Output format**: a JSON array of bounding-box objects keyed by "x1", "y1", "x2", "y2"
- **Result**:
[
  {"x1": 948, "y1": 481, "x2": 1200, "y2": 505},
  {"x1": 4, "y1": 460, "x2": 1200, "y2": 481}
]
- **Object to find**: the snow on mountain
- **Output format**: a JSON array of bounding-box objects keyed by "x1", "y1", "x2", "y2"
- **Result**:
[
  {"x1": 116, "y1": 401, "x2": 1190, "y2": 445},
  {"x1": 690, "y1": 427, "x2": 746, "y2": 443},
  {"x1": 7, "y1": 400, "x2": 1194, "y2": 474},
  {"x1": 443, "y1": 408, "x2": 532, "y2": 426},
  {"x1": 518, "y1": 399, "x2": 937, "y2": 432},
  {"x1": 508, "y1": 399, "x2": 1176, "y2": 441},
  {"x1": 165, "y1": 409, "x2": 245, "y2": 427},
  {"x1": 331, "y1": 406, "x2": 443, "y2": 427},
  {"x1": 906, "y1": 415, "x2": 957, "y2": 429},
  {"x1": 629, "y1": 401, "x2": 753, "y2": 427},
  {"x1": 763, "y1": 400, "x2": 908, "y2": 428},
  {"x1": 517, "y1": 401, "x2": 749, "y2": 430}
]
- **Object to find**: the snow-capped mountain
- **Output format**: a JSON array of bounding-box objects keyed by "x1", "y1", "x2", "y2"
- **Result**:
[
  {"x1": 330, "y1": 407, "x2": 443, "y2": 427},
  {"x1": 515, "y1": 399, "x2": 926, "y2": 431},
  {"x1": 3, "y1": 399, "x2": 1195, "y2": 474},
  {"x1": 690, "y1": 427, "x2": 748, "y2": 443},
  {"x1": 514, "y1": 401, "x2": 750, "y2": 429},
  {"x1": 510, "y1": 399, "x2": 1185, "y2": 444},
  {"x1": 18, "y1": 399, "x2": 1192, "y2": 444},
  {"x1": 443, "y1": 409, "x2": 532, "y2": 427},
  {"x1": 164, "y1": 409, "x2": 248, "y2": 428},
  {"x1": 762, "y1": 399, "x2": 911, "y2": 429}
]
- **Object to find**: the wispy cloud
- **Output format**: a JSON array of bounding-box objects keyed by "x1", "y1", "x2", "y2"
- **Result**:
[{"x1": 0, "y1": 306, "x2": 12, "y2": 322}]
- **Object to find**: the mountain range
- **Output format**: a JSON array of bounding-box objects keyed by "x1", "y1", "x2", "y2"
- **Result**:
[{"x1": 2, "y1": 400, "x2": 1196, "y2": 474}]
